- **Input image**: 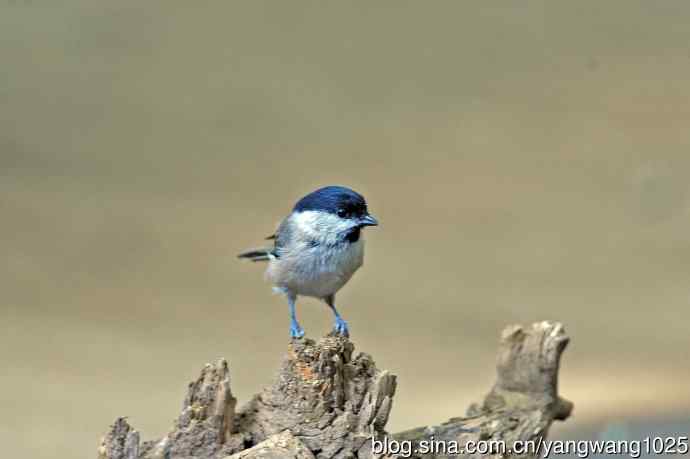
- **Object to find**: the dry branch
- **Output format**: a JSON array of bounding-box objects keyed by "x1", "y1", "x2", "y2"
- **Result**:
[
  {"x1": 393, "y1": 321, "x2": 572, "y2": 458},
  {"x1": 98, "y1": 321, "x2": 571, "y2": 459}
]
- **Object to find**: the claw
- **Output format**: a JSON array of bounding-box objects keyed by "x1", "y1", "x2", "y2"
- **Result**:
[
  {"x1": 333, "y1": 316, "x2": 349, "y2": 337},
  {"x1": 290, "y1": 320, "x2": 305, "y2": 339}
]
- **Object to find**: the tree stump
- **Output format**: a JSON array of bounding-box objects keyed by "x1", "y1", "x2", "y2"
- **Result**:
[{"x1": 98, "y1": 321, "x2": 572, "y2": 458}]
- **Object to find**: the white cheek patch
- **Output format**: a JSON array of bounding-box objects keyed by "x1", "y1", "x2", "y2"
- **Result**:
[{"x1": 293, "y1": 211, "x2": 355, "y2": 244}]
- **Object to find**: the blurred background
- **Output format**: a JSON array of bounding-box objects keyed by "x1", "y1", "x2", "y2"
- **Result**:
[{"x1": 2, "y1": 2, "x2": 689, "y2": 458}]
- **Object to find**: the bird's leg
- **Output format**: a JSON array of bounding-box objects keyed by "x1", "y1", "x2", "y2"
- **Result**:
[
  {"x1": 287, "y1": 293, "x2": 304, "y2": 339},
  {"x1": 325, "y1": 294, "x2": 349, "y2": 337}
]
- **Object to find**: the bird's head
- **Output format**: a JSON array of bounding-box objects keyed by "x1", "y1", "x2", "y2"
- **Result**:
[{"x1": 291, "y1": 186, "x2": 378, "y2": 242}]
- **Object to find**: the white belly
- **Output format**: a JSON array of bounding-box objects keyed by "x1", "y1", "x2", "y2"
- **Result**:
[{"x1": 266, "y1": 239, "x2": 365, "y2": 299}]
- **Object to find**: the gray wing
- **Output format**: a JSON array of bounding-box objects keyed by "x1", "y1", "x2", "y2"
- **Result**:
[
  {"x1": 272, "y1": 216, "x2": 294, "y2": 258},
  {"x1": 238, "y1": 217, "x2": 291, "y2": 262}
]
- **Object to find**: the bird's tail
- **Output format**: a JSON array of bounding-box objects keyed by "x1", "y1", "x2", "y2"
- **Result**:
[{"x1": 237, "y1": 248, "x2": 274, "y2": 262}]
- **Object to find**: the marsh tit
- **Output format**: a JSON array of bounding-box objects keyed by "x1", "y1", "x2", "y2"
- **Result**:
[{"x1": 238, "y1": 186, "x2": 378, "y2": 338}]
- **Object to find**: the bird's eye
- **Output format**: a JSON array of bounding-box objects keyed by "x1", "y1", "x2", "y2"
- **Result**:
[{"x1": 337, "y1": 208, "x2": 348, "y2": 218}]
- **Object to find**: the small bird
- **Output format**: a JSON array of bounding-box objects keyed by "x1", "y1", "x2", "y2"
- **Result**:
[{"x1": 238, "y1": 186, "x2": 378, "y2": 338}]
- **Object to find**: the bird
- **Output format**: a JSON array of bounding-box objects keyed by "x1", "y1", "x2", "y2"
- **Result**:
[{"x1": 238, "y1": 185, "x2": 378, "y2": 338}]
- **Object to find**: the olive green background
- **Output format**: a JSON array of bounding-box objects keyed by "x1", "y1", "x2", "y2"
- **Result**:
[{"x1": 2, "y1": 2, "x2": 689, "y2": 458}]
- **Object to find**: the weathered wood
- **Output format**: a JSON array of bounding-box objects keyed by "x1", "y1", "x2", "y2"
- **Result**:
[
  {"x1": 394, "y1": 321, "x2": 572, "y2": 458},
  {"x1": 98, "y1": 417, "x2": 140, "y2": 459},
  {"x1": 235, "y1": 334, "x2": 397, "y2": 459},
  {"x1": 140, "y1": 358, "x2": 243, "y2": 458},
  {"x1": 223, "y1": 430, "x2": 315, "y2": 459},
  {"x1": 98, "y1": 321, "x2": 571, "y2": 459}
]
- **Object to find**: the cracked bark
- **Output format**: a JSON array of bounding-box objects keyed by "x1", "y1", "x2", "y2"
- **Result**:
[{"x1": 98, "y1": 321, "x2": 571, "y2": 459}]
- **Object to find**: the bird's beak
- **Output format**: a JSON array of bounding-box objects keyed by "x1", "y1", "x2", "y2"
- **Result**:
[{"x1": 359, "y1": 214, "x2": 379, "y2": 227}]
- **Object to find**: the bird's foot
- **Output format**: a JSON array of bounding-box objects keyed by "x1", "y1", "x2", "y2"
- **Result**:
[
  {"x1": 333, "y1": 316, "x2": 349, "y2": 337},
  {"x1": 290, "y1": 320, "x2": 305, "y2": 339}
]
